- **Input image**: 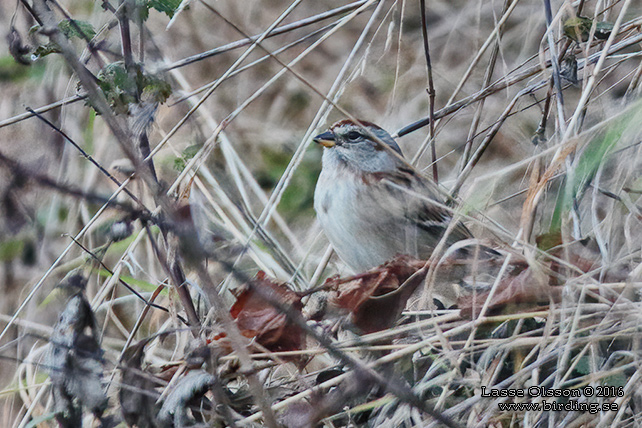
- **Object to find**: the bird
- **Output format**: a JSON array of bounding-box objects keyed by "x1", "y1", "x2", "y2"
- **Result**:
[{"x1": 313, "y1": 119, "x2": 472, "y2": 273}]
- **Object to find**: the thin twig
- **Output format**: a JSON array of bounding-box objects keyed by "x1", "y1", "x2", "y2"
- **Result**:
[
  {"x1": 26, "y1": 107, "x2": 144, "y2": 207},
  {"x1": 452, "y1": 85, "x2": 536, "y2": 197},
  {"x1": 543, "y1": 0, "x2": 566, "y2": 134},
  {"x1": 419, "y1": 0, "x2": 438, "y2": 182},
  {"x1": 169, "y1": 21, "x2": 339, "y2": 106},
  {"x1": 396, "y1": 31, "x2": 642, "y2": 138},
  {"x1": 0, "y1": 150, "x2": 136, "y2": 213},
  {"x1": 0, "y1": 94, "x2": 86, "y2": 129},
  {"x1": 143, "y1": 222, "x2": 201, "y2": 328},
  {"x1": 213, "y1": 260, "x2": 462, "y2": 428},
  {"x1": 161, "y1": 0, "x2": 370, "y2": 71},
  {"x1": 460, "y1": 0, "x2": 511, "y2": 173},
  {"x1": 67, "y1": 236, "x2": 178, "y2": 320},
  {"x1": 409, "y1": 0, "x2": 521, "y2": 164}
]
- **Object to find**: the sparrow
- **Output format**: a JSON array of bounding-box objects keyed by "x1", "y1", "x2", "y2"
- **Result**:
[{"x1": 313, "y1": 119, "x2": 471, "y2": 272}]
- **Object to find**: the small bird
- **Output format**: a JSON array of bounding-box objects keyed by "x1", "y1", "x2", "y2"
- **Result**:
[{"x1": 313, "y1": 119, "x2": 471, "y2": 272}]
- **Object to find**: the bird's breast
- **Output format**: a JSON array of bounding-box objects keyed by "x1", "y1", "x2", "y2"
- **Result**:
[{"x1": 314, "y1": 167, "x2": 404, "y2": 271}]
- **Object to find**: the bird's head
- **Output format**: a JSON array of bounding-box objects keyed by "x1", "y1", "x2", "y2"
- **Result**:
[{"x1": 313, "y1": 119, "x2": 403, "y2": 173}]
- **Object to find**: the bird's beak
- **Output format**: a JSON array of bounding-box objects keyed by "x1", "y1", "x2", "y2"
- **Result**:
[{"x1": 313, "y1": 131, "x2": 336, "y2": 148}]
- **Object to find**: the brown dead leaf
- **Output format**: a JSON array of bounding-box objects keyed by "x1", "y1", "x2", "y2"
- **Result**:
[
  {"x1": 230, "y1": 271, "x2": 304, "y2": 353},
  {"x1": 537, "y1": 234, "x2": 629, "y2": 288},
  {"x1": 459, "y1": 265, "x2": 561, "y2": 318},
  {"x1": 327, "y1": 255, "x2": 426, "y2": 333}
]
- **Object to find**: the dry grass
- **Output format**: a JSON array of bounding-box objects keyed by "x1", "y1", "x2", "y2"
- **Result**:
[{"x1": 0, "y1": 0, "x2": 641, "y2": 426}]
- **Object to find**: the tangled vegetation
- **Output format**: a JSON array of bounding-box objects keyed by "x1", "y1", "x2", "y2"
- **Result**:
[{"x1": 0, "y1": 0, "x2": 641, "y2": 426}]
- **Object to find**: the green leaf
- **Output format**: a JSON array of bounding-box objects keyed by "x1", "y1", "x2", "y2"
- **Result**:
[
  {"x1": 594, "y1": 21, "x2": 615, "y2": 39},
  {"x1": 96, "y1": 269, "x2": 164, "y2": 294},
  {"x1": 24, "y1": 412, "x2": 58, "y2": 428},
  {"x1": 574, "y1": 355, "x2": 591, "y2": 375},
  {"x1": 97, "y1": 62, "x2": 138, "y2": 114},
  {"x1": 58, "y1": 19, "x2": 96, "y2": 40},
  {"x1": 174, "y1": 144, "x2": 202, "y2": 172},
  {"x1": 132, "y1": 0, "x2": 150, "y2": 23},
  {"x1": 95, "y1": 61, "x2": 172, "y2": 114},
  {"x1": 604, "y1": 372, "x2": 627, "y2": 387},
  {"x1": 536, "y1": 231, "x2": 562, "y2": 252},
  {"x1": 549, "y1": 104, "x2": 641, "y2": 234},
  {"x1": 141, "y1": 75, "x2": 172, "y2": 103},
  {"x1": 563, "y1": 16, "x2": 614, "y2": 43},
  {"x1": 148, "y1": 0, "x2": 182, "y2": 18},
  {"x1": 563, "y1": 16, "x2": 593, "y2": 42},
  {"x1": 33, "y1": 42, "x2": 62, "y2": 58}
]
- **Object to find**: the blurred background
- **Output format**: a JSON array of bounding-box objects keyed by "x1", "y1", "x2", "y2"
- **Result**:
[{"x1": 0, "y1": 0, "x2": 641, "y2": 425}]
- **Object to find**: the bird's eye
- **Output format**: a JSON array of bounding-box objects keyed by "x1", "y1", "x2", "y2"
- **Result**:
[{"x1": 346, "y1": 131, "x2": 361, "y2": 141}]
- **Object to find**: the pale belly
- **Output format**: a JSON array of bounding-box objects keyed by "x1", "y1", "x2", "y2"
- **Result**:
[{"x1": 314, "y1": 170, "x2": 422, "y2": 272}]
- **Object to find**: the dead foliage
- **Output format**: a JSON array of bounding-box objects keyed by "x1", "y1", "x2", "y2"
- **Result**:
[
  {"x1": 230, "y1": 271, "x2": 305, "y2": 354},
  {"x1": 46, "y1": 277, "x2": 108, "y2": 427},
  {"x1": 325, "y1": 255, "x2": 426, "y2": 333}
]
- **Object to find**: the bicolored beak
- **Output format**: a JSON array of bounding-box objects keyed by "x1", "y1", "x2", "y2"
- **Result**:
[{"x1": 313, "y1": 131, "x2": 336, "y2": 148}]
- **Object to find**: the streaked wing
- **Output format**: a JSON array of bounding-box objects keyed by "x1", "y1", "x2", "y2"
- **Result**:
[{"x1": 378, "y1": 167, "x2": 472, "y2": 244}]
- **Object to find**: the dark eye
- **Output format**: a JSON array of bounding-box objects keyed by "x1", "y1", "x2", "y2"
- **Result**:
[{"x1": 346, "y1": 131, "x2": 361, "y2": 141}]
